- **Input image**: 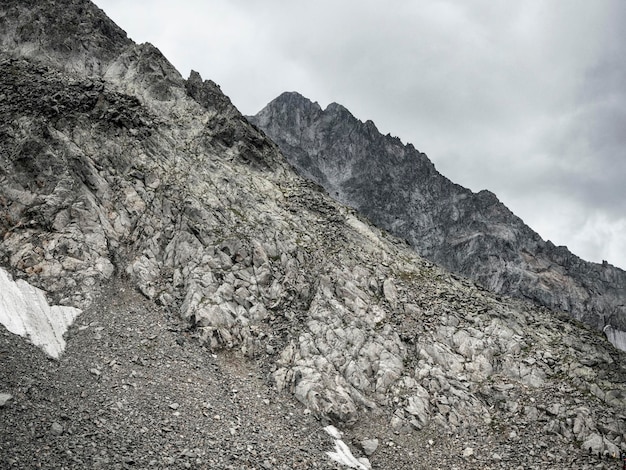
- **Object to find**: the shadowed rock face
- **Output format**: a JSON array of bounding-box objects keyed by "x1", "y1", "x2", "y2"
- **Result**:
[
  {"x1": 1, "y1": 2, "x2": 626, "y2": 468},
  {"x1": 0, "y1": 0, "x2": 130, "y2": 74},
  {"x1": 249, "y1": 92, "x2": 626, "y2": 336}
]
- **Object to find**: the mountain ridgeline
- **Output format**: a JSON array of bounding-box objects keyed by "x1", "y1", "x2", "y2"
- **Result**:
[{"x1": 248, "y1": 92, "x2": 626, "y2": 345}]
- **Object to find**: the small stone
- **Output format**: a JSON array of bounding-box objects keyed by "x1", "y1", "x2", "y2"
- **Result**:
[
  {"x1": 390, "y1": 416, "x2": 404, "y2": 430},
  {"x1": 89, "y1": 368, "x2": 101, "y2": 376},
  {"x1": 169, "y1": 403, "x2": 180, "y2": 410},
  {"x1": 361, "y1": 438, "x2": 379, "y2": 456},
  {"x1": 180, "y1": 449, "x2": 196, "y2": 458},
  {"x1": 0, "y1": 393, "x2": 13, "y2": 407},
  {"x1": 462, "y1": 447, "x2": 474, "y2": 458},
  {"x1": 51, "y1": 422, "x2": 64, "y2": 436}
]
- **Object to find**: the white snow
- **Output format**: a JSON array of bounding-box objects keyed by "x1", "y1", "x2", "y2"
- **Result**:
[
  {"x1": 324, "y1": 425, "x2": 371, "y2": 470},
  {"x1": 603, "y1": 325, "x2": 626, "y2": 353},
  {"x1": 0, "y1": 267, "x2": 81, "y2": 358},
  {"x1": 323, "y1": 425, "x2": 343, "y2": 440}
]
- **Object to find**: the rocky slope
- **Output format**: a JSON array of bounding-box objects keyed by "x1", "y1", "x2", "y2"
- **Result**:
[
  {"x1": 248, "y1": 92, "x2": 626, "y2": 343},
  {"x1": 1, "y1": 1, "x2": 626, "y2": 469}
]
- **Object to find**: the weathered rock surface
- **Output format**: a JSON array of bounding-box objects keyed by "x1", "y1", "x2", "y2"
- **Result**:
[
  {"x1": 248, "y1": 92, "x2": 626, "y2": 346},
  {"x1": 1, "y1": 1, "x2": 626, "y2": 469}
]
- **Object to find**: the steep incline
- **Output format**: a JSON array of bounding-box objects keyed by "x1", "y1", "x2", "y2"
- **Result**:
[
  {"x1": 249, "y1": 92, "x2": 626, "y2": 339},
  {"x1": 0, "y1": 0, "x2": 130, "y2": 74},
  {"x1": 1, "y1": 2, "x2": 626, "y2": 468}
]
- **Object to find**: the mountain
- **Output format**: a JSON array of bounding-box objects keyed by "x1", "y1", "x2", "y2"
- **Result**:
[
  {"x1": 248, "y1": 91, "x2": 626, "y2": 350},
  {"x1": 1, "y1": 1, "x2": 626, "y2": 469}
]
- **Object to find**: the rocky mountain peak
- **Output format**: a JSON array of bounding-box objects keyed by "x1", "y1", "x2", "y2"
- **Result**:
[
  {"x1": 250, "y1": 92, "x2": 626, "y2": 347},
  {"x1": 274, "y1": 90, "x2": 322, "y2": 111},
  {"x1": 325, "y1": 101, "x2": 352, "y2": 116},
  {"x1": 253, "y1": 91, "x2": 322, "y2": 137}
]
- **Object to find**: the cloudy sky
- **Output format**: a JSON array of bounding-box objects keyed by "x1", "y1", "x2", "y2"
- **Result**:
[{"x1": 93, "y1": 0, "x2": 626, "y2": 269}]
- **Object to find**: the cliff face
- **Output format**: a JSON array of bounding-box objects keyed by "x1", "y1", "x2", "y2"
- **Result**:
[
  {"x1": 249, "y1": 92, "x2": 626, "y2": 335},
  {"x1": 0, "y1": 0, "x2": 130, "y2": 75},
  {"x1": 1, "y1": 2, "x2": 626, "y2": 468}
]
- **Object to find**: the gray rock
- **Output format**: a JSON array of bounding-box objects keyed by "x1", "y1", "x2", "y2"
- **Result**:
[
  {"x1": 382, "y1": 279, "x2": 398, "y2": 310},
  {"x1": 361, "y1": 439, "x2": 379, "y2": 456},
  {"x1": 462, "y1": 447, "x2": 474, "y2": 458},
  {"x1": 50, "y1": 422, "x2": 63, "y2": 436},
  {"x1": 582, "y1": 433, "x2": 603, "y2": 455},
  {"x1": 0, "y1": 393, "x2": 12, "y2": 407},
  {"x1": 405, "y1": 393, "x2": 430, "y2": 428}
]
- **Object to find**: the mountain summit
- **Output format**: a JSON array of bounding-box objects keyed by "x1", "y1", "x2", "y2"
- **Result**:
[
  {"x1": 249, "y1": 91, "x2": 626, "y2": 349},
  {"x1": 1, "y1": 2, "x2": 626, "y2": 468}
]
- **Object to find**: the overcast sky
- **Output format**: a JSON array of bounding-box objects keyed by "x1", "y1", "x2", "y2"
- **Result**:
[{"x1": 93, "y1": 0, "x2": 626, "y2": 270}]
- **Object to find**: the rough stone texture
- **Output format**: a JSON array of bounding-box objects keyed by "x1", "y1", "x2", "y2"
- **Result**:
[
  {"x1": 0, "y1": 0, "x2": 131, "y2": 75},
  {"x1": 248, "y1": 92, "x2": 626, "y2": 343},
  {"x1": 1, "y1": 2, "x2": 626, "y2": 469},
  {"x1": 361, "y1": 439, "x2": 379, "y2": 457}
]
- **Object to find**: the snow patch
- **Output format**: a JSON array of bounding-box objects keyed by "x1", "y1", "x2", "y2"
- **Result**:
[
  {"x1": 0, "y1": 267, "x2": 81, "y2": 358},
  {"x1": 324, "y1": 425, "x2": 371, "y2": 470},
  {"x1": 603, "y1": 325, "x2": 626, "y2": 353}
]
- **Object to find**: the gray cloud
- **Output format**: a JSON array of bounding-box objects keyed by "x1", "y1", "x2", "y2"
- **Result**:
[{"x1": 93, "y1": 0, "x2": 626, "y2": 268}]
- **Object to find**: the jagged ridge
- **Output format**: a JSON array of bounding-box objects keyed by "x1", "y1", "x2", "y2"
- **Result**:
[{"x1": 249, "y1": 91, "x2": 626, "y2": 340}]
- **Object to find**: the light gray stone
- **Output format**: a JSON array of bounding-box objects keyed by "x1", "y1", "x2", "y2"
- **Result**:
[
  {"x1": 0, "y1": 393, "x2": 12, "y2": 407},
  {"x1": 51, "y1": 422, "x2": 64, "y2": 436},
  {"x1": 361, "y1": 439, "x2": 379, "y2": 457}
]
